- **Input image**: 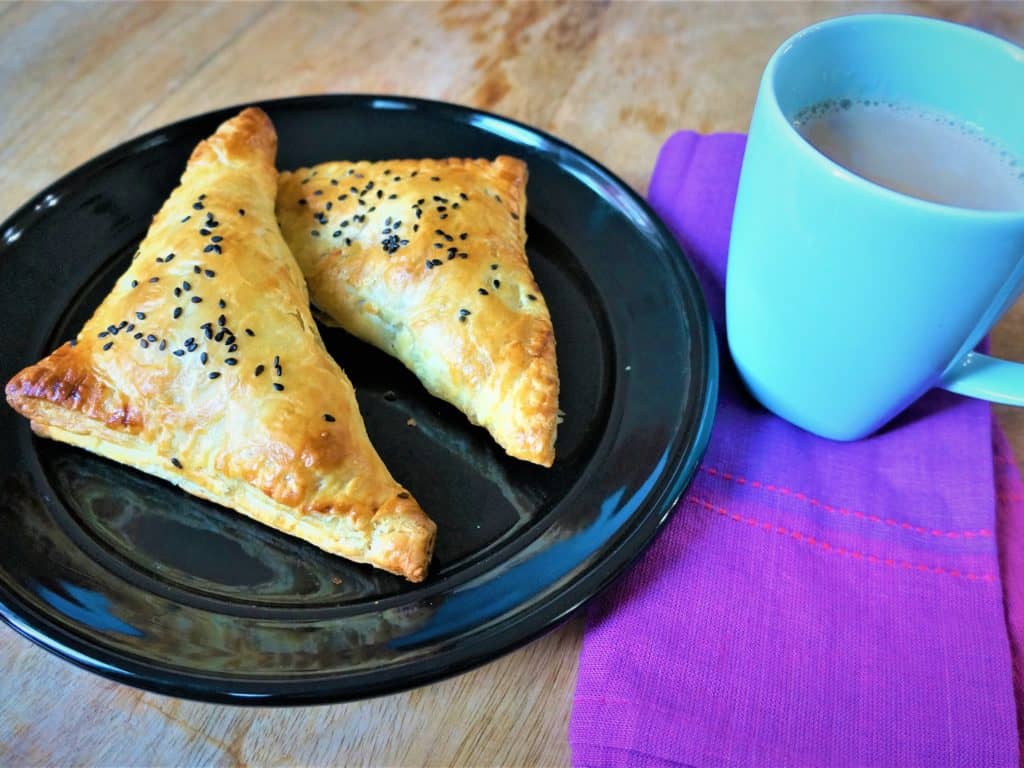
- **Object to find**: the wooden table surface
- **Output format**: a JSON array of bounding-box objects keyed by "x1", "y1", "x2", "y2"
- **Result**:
[{"x1": 3, "y1": 2, "x2": 1024, "y2": 766}]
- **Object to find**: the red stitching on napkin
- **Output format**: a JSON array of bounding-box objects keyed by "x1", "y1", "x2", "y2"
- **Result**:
[
  {"x1": 687, "y1": 496, "x2": 996, "y2": 584},
  {"x1": 700, "y1": 467, "x2": 993, "y2": 539}
]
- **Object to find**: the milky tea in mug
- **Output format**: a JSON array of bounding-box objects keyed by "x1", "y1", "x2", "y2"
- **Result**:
[
  {"x1": 792, "y1": 99, "x2": 1024, "y2": 211},
  {"x1": 726, "y1": 15, "x2": 1024, "y2": 442}
]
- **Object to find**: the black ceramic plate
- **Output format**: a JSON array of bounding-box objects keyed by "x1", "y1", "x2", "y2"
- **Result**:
[{"x1": 0, "y1": 96, "x2": 716, "y2": 704}]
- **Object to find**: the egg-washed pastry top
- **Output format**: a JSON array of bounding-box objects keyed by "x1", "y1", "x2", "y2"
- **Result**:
[
  {"x1": 5, "y1": 107, "x2": 436, "y2": 582},
  {"x1": 276, "y1": 156, "x2": 559, "y2": 467}
]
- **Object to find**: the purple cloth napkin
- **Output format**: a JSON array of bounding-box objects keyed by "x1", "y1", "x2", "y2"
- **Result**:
[{"x1": 569, "y1": 133, "x2": 1021, "y2": 768}]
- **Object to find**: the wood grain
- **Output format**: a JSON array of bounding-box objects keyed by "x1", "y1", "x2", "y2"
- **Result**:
[{"x1": 2, "y1": 2, "x2": 1023, "y2": 766}]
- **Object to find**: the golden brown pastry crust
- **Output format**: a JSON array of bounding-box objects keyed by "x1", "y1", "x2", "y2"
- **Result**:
[
  {"x1": 5, "y1": 107, "x2": 436, "y2": 582},
  {"x1": 276, "y1": 156, "x2": 559, "y2": 466}
]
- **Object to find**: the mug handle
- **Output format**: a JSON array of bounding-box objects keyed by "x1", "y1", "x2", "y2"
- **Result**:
[{"x1": 941, "y1": 351, "x2": 1024, "y2": 406}]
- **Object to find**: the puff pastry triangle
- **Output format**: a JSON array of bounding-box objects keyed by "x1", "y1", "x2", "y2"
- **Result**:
[
  {"x1": 5, "y1": 108, "x2": 436, "y2": 582},
  {"x1": 277, "y1": 157, "x2": 559, "y2": 466}
]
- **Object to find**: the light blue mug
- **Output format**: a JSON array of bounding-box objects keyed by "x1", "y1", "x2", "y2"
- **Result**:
[{"x1": 727, "y1": 14, "x2": 1024, "y2": 441}]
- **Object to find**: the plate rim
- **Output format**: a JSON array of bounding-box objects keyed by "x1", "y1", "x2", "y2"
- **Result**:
[{"x1": 0, "y1": 94, "x2": 718, "y2": 704}]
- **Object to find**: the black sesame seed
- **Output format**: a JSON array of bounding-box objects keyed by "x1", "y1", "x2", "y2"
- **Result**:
[
  {"x1": 340, "y1": 219, "x2": 349, "y2": 227},
  {"x1": 200, "y1": 228, "x2": 211, "y2": 236},
  {"x1": 136, "y1": 311, "x2": 145, "y2": 320},
  {"x1": 433, "y1": 243, "x2": 442, "y2": 250},
  {"x1": 70, "y1": 339, "x2": 77, "y2": 347},
  {"x1": 211, "y1": 235, "x2": 223, "y2": 243},
  {"x1": 173, "y1": 349, "x2": 185, "y2": 357},
  {"x1": 527, "y1": 294, "x2": 537, "y2": 301},
  {"x1": 273, "y1": 383, "x2": 284, "y2": 391},
  {"x1": 338, "y1": 195, "x2": 348, "y2": 202},
  {"x1": 102, "y1": 341, "x2": 113, "y2": 351},
  {"x1": 478, "y1": 288, "x2": 488, "y2": 295},
  {"x1": 298, "y1": 199, "x2": 307, "y2": 206},
  {"x1": 452, "y1": 202, "x2": 460, "y2": 209},
  {"x1": 205, "y1": 269, "x2": 215, "y2": 277},
  {"x1": 324, "y1": 413, "x2": 336, "y2": 422},
  {"x1": 181, "y1": 215, "x2": 191, "y2": 223},
  {"x1": 174, "y1": 287, "x2": 182, "y2": 297},
  {"x1": 388, "y1": 194, "x2": 397, "y2": 200},
  {"x1": 193, "y1": 265, "x2": 201, "y2": 274},
  {"x1": 185, "y1": 337, "x2": 195, "y2": 346},
  {"x1": 460, "y1": 233, "x2": 468, "y2": 240},
  {"x1": 126, "y1": 323, "x2": 135, "y2": 332},
  {"x1": 273, "y1": 355, "x2": 279, "y2": 367},
  {"x1": 332, "y1": 230, "x2": 342, "y2": 238},
  {"x1": 511, "y1": 213, "x2": 520, "y2": 220},
  {"x1": 173, "y1": 307, "x2": 182, "y2": 319},
  {"x1": 459, "y1": 308, "x2": 471, "y2": 316},
  {"x1": 193, "y1": 202, "x2": 203, "y2": 210},
  {"x1": 107, "y1": 325, "x2": 117, "y2": 334},
  {"x1": 459, "y1": 192, "x2": 468, "y2": 200},
  {"x1": 209, "y1": 372, "x2": 221, "y2": 379},
  {"x1": 314, "y1": 190, "x2": 323, "y2": 196},
  {"x1": 215, "y1": 330, "x2": 225, "y2": 342},
  {"x1": 330, "y1": 179, "x2": 339, "y2": 186},
  {"x1": 311, "y1": 230, "x2": 320, "y2": 238},
  {"x1": 493, "y1": 279, "x2": 501, "y2": 288},
  {"x1": 198, "y1": 194, "x2": 206, "y2": 200},
  {"x1": 218, "y1": 299, "x2": 226, "y2": 309},
  {"x1": 491, "y1": 264, "x2": 498, "y2": 270},
  {"x1": 239, "y1": 209, "x2": 246, "y2": 216},
  {"x1": 345, "y1": 238, "x2": 352, "y2": 246},
  {"x1": 183, "y1": 281, "x2": 192, "y2": 291},
  {"x1": 139, "y1": 339, "x2": 149, "y2": 349},
  {"x1": 440, "y1": 214, "x2": 448, "y2": 220},
  {"x1": 191, "y1": 296, "x2": 202, "y2": 304},
  {"x1": 165, "y1": 253, "x2": 175, "y2": 262},
  {"x1": 99, "y1": 331, "x2": 109, "y2": 338},
  {"x1": 171, "y1": 458, "x2": 183, "y2": 469},
  {"x1": 431, "y1": 176, "x2": 440, "y2": 181},
  {"x1": 149, "y1": 276, "x2": 160, "y2": 283},
  {"x1": 245, "y1": 328, "x2": 254, "y2": 337},
  {"x1": 218, "y1": 314, "x2": 226, "y2": 327},
  {"x1": 159, "y1": 340, "x2": 166, "y2": 351},
  {"x1": 204, "y1": 326, "x2": 213, "y2": 340},
  {"x1": 146, "y1": 334, "x2": 157, "y2": 342},
  {"x1": 118, "y1": 320, "x2": 128, "y2": 329},
  {"x1": 255, "y1": 364, "x2": 265, "y2": 377},
  {"x1": 431, "y1": 258, "x2": 443, "y2": 267},
  {"x1": 228, "y1": 343, "x2": 238, "y2": 353},
  {"x1": 425, "y1": 260, "x2": 434, "y2": 270},
  {"x1": 225, "y1": 358, "x2": 237, "y2": 366},
  {"x1": 200, "y1": 352, "x2": 208, "y2": 365},
  {"x1": 133, "y1": 332, "x2": 143, "y2": 340},
  {"x1": 377, "y1": 190, "x2": 383, "y2": 199},
  {"x1": 458, "y1": 252, "x2": 468, "y2": 259},
  {"x1": 131, "y1": 280, "x2": 138, "y2": 288},
  {"x1": 459, "y1": 315, "x2": 467, "y2": 323},
  {"x1": 204, "y1": 244, "x2": 218, "y2": 252}
]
